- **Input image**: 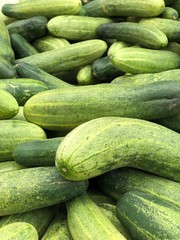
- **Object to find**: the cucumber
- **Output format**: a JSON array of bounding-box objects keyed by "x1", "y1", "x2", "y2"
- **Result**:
[
  {"x1": 0, "y1": 56, "x2": 17, "y2": 78},
  {"x1": 156, "y1": 113, "x2": 180, "y2": 133},
  {"x1": 0, "y1": 10, "x2": 16, "y2": 25},
  {"x1": 77, "y1": 65, "x2": 97, "y2": 85},
  {"x1": 160, "y1": 6, "x2": 179, "y2": 19},
  {"x1": 171, "y1": 0, "x2": 180, "y2": 14},
  {"x1": 32, "y1": 35, "x2": 70, "y2": 52},
  {"x1": 110, "y1": 47, "x2": 180, "y2": 74},
  {"x1": 24, "y1": 80, "x2": 180, "y2": 131},
  {"x1": 7, "y1": 16, "x2": 48, "y2": 42},
  {"x1": 116, "y1": 191, "x2": 180, "y2": 240},
  {"x1": 2, "y1": 0, "x2": 82, "y2": 19},
  {"x1": 97, "y1": 22, "x2": 168, "y2": 49},
  {"x1": 165, "y1": 41, "x2": 180, "y2": 54},
  {"x1": 139, "y1": 17, "x2": 180, "y2": 41},
  {"x1": 0, "y1": 166, "x2": 88, "y2": 216},
  {"x1": 84, "y1": 0, "x2": 165, "y2": 17},
  {"x1": 88, "y1": 189, "x2": 116, "y2": 205},
  {"x1": 47, "y1": 15, "x2": 112, "y2": 41},
  {"x1": 0, "y1": 120, "x2": 46, "y2": 161},
  {"x1": 13, "y1": 137, "x2": 63, "y2": 167},
  {"x1": 0, "y1": 78, "x2": 49, "y2": 106},
  {"x1": 66, "y1": 192, "x2": 127, "y2": 240},
  {"x1": 98, "y1": 168, "x2": 180, "y2": 207},
  {"x1": 0, "y1": 19, "x2": 14, "y2": 61},
  {"x1": 0, "y1": 206, "x2": 58, "y2": 238},
  {"x1": 16, "y1": 62, "x2": 73, "y2": 89},
  {"x1": 107, "y1": 41, "x2": 131, "y2": 56},
  {"x1": 0, "y1": 90, "x2": 19, "y2": 120},
  {"x1": 55, "y1": 117, "x2": 180, "y2": 182},
  {"x1": 0, "y1": 161, "x2": 25, "y2": 174},
  {"x1": 12, "y1": 106, "x2": 26, "y2": 121},
  {"x1": 0, "y1": 222, "x2": 38, "y2": 240},
  {"x1": 10, "y1": 33, "x2": 39, "y2": 59},
  {"x1": 14, "y1": 39, "x2": 108, "y2": 73}
]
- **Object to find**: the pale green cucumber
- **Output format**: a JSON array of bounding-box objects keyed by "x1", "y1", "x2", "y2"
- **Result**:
[
  {"x1": 160, "y1": 6, "x2": 179, "y2": 19},
  {"x1": 0, "y1": 161, "x2": 26, "y2": 174},
  {"x1": 77, "y1": 65, "x2": 97, "y2": 85},
  {"x1": 107, "y1": 41, "x2": 131, "y2": 56}
]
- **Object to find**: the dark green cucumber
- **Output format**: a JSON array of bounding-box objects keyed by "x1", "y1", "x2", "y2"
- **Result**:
[
  {"x1": 0, "y1": 10, "x2": 16, "y2": 25},
  {"x1": 66, "y1": 192, "x2": 126, "y2": 240},
  {"x1": 110, "y1": 47, "x2": 180, "y2": 74},
  {"x1": 0, "y1": 206, "x2": 58, "y2": 238},
  {"x1": 15, "y1": 62, "x2": 73, "y2": 89},
  {"x1": 0, "y1": 222, "x2": 38, "y2": 240},
  {"x1": 0, "y1": 161, "x2": 25, "y2": 174},
  {"x1": 0, "y1": 19, "x2": 14, "y2": 61},
  {"x1": 13, "y1": 137, "x2": 63, "y2": 167},
  {"x1": 84, "y1": 0, "x2": 165, "y2": 17},
  {"x1": 0, "y1": 56, "x2": 17, "y2": 78},
  {"x1": 165, "y1": 41, "x2": 180, "y2": 54},
  {"x1": 97, "y1": 22, "x2": 168, "y2": 49},
  {"x1": 24, "y1": 80, "x2": 180, "y2": 131},
  {"x1": 55, "y1": 117, "x2": 180, "y2": 182},
  {"x1": 160, "y1": 6, "x2": 179, "y2": 19},
  {"x1": 2, "y1": 0, "x2": 82, "y2": 19},
  {"x1": 0, "y1": 90, "x2": 19, "y2": 120},
  {"x1": 47, "y1": 15, "x2": 112, "y2": 41},
  {"x1": 156, "y1": 113, "x2": 180, "y2": 133},
  {"x1": 0, "y1": 166, "x2": 88, "y2": 216},
  {"x1": 0, "y1": 78, "x2": 48, "y2": 106},
  {"x1": 11, "y1": 33, "x2": 39, "y2": 58},
  {"x1": 14, "y1": 39, "x2": 108, "y2": 73},
  {"x1": 171, "y1": 0, "x2": 180, "y2": 14},
  {"x1": 116, "y1": 191, "x2": 180, "y2": 240},
  {"x1": 7, "y1": 16, "x2": 48, "y2": 42},
  {"x1": 0, "y1": 120, "x2": 46, "y2": 162},
  {"x1": 98, "y1": 168, "x2": 180, "y2": 207},
  {"x1": 139, "y1": 17, "x2": 180, "y2": 41}
]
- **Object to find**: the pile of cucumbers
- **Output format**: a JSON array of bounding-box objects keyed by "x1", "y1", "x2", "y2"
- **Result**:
[{"x1": 0, "y1": 0, "x2": 180, "y2": 239}]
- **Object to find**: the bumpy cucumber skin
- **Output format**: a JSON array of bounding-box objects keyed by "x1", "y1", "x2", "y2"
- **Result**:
[
  {"x1": 116, "y1": 191, "x2": 180, "y2": 240},
  {"x1": 0, "y1": 166, "x2": 88, "y2": 216},
  {"x1": 0, "y1": 120, "x2": 47, "y2": 161},
  {"x1": 55, "y1": 117, "x2": 180, "y2": 182}
]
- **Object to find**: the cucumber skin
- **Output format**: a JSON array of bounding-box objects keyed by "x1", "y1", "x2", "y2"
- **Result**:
[
  {"x1": 55, "y1": 117, "x2": 180, "y2": 182},
  {"x1": 0, "y1": 161, "x2": 26, "y2": 174},
  {"x1": 0, "y1": 166, "x2": 88, "y2": 216},
  {"x1": 116, "y1": 191, "x2": 180, "y2": 240},
  {"x1": 0, "y1": 56, "x2": 17, "y2": 79},
  {"x1": 98, "y1": 168, "x2": 180, "y2": 207},
  {"x1": 0, "y1": 120, "x2": 47, "y2": 162}
]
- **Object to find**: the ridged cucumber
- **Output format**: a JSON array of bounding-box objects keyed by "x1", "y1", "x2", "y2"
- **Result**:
[
  {"x1": 116, "y1": 191, "x2": 180, "y2": 240},
  {"x1": 0, "y1": 90, "x2": 19, "y2": 120},
  {"x1": 110, "y1": 47, "x2": 180, "y2": 74},
  {"x1": 67, "y1": 192, "x2": 127, "y2": 240},
  {"x1": 0, "y1": 161, "x2": 25, "y2": 174},
  {"x1": 0, "y1": 120, "x2": 46, "y2": 161},
  {"x1": 55, "y1": 117, "x2": 180, "y2": 182},
  {"x1": 0, "y1": 166, "x2": 88, "y2": 216}
]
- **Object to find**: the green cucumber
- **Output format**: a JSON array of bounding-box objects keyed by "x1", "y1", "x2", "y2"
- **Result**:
[
  {"x1": 0, "y1": 90, "x2": 19, "y2": 120},
  {"x1": 0, "y1": 166, "x2": 88, "y2": 216},
  {"x1": 0, "y1": 19, "x2": 14, "y2": 61},
  {"x1": 98, "y1": 167, "x2": 180, "y2": 207},
  {"x1": 97, "y1": 22, "x2": 168, "y2": 49},
  {"x1": 139, "y1": 17, "x2": 180, "y2": 41},
  {"x1": 84, "y1": 0, "x2": 165, "y2": 17},
  {"x1": 32, "y1": 35, "x2": 70, "y2": 52},
  {"x1": 88, "y1": 189, "x2": 116, "y2": 205},
  {"x1": 0, "y1": 119, "x2": 46, "y2": 161},
  {"x1": 110, "y1": 47, "x2": 180, "y2": 74},
  {"x1": 0, "y1": 161, "x2": 25, "y2": 174},
  {"x1": 12, "y1": 106, "x2": 26, "y2": 121},
  {"x1": 156, "y1": 113, "x2": 180, "y2": 133},
  {"x1": 24, "y1": 80, "x2": 180, "y2": 131},
  {"x1": 14, "y1": 39, "x2": 108, "y2": 73},
  {"x1": 165, "y1": 41, "x2": 180, "y2": 54},
  {"x1": 0, "y1": 56, "x2": 17, "y2": 78},
  {"x1": 47, "y1": 15, "x2": 112, "y2": 41},
  {"x1": 77, "y1": 65, "x2": 97, "y2": 85},
  {"x1": 13, "y1": 137, "x2": 63, "y2": 167},
  {"x1": 10, "y1": 33, "x2": 39, "y2": 58},
  {"x1": 55, "y1": 117, "x2": 180, "y2": 181},
  {"x1": 0, "y1": 206, "x2": 58, "y2": 238},
  {"x1": 66, "y1": 192, "x2": 127, "y2": 240},
  {"x1": 0, "y1": 10, "x2": 16, "y2": 25},
  {"x1": 116, "y1": 191, "x2": 180, "y2": 240},
  {"x1": 16, "y1": 62, "x2": 73, "y2": 89},
  {"x1": 160, "y1": 6, "x2": 179, "y2": 19},
  {"x1": 0, "y1": 78, "x2": 49, "y2": 106},
  {"x1": 107, "y1": 41, "x2": 131, "y2": 56},
  {"x1": 2, "y1": 0, "x2": 82, "y2": 19},
  {"x1": 0, "y1": 222, "x2": 38, "y2": 240},
  {"x1": 7, "y1": 16, "x2": 48, "y2": 42}
]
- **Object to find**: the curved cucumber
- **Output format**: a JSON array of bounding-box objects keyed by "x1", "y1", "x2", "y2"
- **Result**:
[{"x1": 55, "y1": 117, "x2": 180, "y2": 181}]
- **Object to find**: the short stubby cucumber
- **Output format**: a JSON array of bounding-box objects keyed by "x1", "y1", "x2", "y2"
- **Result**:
[{"x1": 55, "y1": 117, "x2": 180, "y2": 181}]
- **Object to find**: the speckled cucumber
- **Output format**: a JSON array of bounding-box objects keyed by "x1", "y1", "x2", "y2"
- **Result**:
[
  {"x1": 0, "y1": 161, "x2": 25, "y2": 174},
  {"x1": 98, "y1": 168, "x2": 180, "y2": 207},
  {"x1": 55, "y1": 117, "x2": 180, "y2": 182},
  {"x1": 0, "y1": 120, "x2": 46, "y2": 161},
  {"x1": 66, "y1": 192, "x2": 127, "y2": 240},
  {"x1": 116, "y1": 191, "x2": 180, "y2": 240},
  {"x1": 0, "y1": 166, "x2": 88, "y2": 216}
]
